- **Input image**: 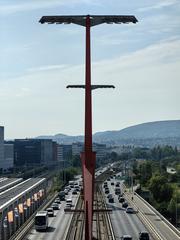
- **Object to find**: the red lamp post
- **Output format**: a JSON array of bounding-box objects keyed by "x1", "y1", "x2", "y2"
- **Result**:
[{"x1": 39, "y1": 14, "x2": 137, "y2": 240}]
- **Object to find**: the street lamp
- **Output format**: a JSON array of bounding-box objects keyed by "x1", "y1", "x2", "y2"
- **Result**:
[{"x1": 39, "y1": 14, "x2": 138, "y2": 240}]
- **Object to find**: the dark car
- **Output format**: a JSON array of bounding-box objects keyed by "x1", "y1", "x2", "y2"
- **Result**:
[
  {"x1": 126, "y1": 207, "x2": 134, "y2": 214},
  {"x1": 139, "y1": 231, "x2": 150, "y2": 240},
  {"x1": 107, "y1": 194, "x2": 113, "y2": 199},
  {"x1": 105, "y1": 189, "x2": 110, "y2": 194},
  {"x1": 72, "y1": 190, "x2": 78, "y2": 195},
  {"x1": 118, "y1": 193, "x2": 124, "y2": 199},
  {"x1": 107, "y1": 178, "x2": 111, "y2": 181},
  {"x1": 111, "y1": 182, "x2": 114, "y2": 185},
  {"x1": 108, "y1": 197, "x2": 114, "y2": 203},
  {"x1": 119, "y1": 197, "x2": 125, "y2": 203},
  {"x1": 122, "y1": 202, "x2": 128, "y2": 208},
  {"x1": 51, "y1": 203, "x2": 59, "y2": 210}
]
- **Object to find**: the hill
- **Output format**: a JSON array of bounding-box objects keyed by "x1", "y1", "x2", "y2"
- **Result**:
[{"x1": 37, "y1": 120, "x2": 180, "y2": 147}]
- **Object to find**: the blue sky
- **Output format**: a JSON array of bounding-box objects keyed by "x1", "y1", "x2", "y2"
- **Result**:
[{"x1": 0, "y1": 0, "x2": 180, "y2": 139}]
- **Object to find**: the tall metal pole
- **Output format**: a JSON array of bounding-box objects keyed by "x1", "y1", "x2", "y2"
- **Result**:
[
  {"x1": 39, "y1": 15, "x2": 137, "y2": 240},
  {"x1": 81, "y1": 15, "x2": 96, "y2": 240}
]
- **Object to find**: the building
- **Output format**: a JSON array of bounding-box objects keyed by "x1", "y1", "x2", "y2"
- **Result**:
[
  {"x1": 0, "y1": 126, "x2": 4, "y2": 172},
  {"x1": 56, "y1": 144, "x2": 72, "y2": 168},
  {"x1": 72, "y1": 142, "x2": 83, "y2": 156},
  {"x1": 14, "y1": 139, "x2": 54, "y2": 167},
  {"x1": 72, "y1": 142, "x2": 106, "y2": 160},
  {"x1": 93, "y1": 143, "x2": 106, "y2": 159},
  {"x1": 3, "y1": 144, "x2": 14, "y2": 170}
]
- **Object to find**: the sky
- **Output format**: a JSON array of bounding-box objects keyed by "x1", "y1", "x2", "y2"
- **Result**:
[{"x1": 0, "y1": 0, "x2": 180, "y2": 139}]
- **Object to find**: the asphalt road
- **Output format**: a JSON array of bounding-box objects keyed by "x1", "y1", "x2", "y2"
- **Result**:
[
  {"x1": 25, "y1": 185, "x2": 79, "y2": 240},
  {"x1": 125, "y1": 191, "x2": 180, "y2": 240},
  {"x1": 103, "y1": 177, "x2": 152, "y2": 240}
]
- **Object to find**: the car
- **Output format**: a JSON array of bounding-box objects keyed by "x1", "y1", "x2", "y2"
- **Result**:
[
  {"x1": 59, "y1": 191, "x2": 65, "y2": 201},
  {"x1": 54, "y1": 198, "x2": 61, "y2": 204},
  {"x1": 111, "y1": 182, "x2": 114, "y2": 185},
  {"x1": 66, "y1": 198, "x2": 73, "y2": 207},
  {"x1": 72, "y1": 190, "x2": 78, "y2": 195},
  {"x1": 118, "y1": 193, "x2": 124, "y2": 199},
  {"x1": 51, "y1": 203, "x2": 59, "y2": 210},
  {"x1": 115, "y1": 183, "x2": 120, "y2": 187},
  {"x1": 107, "y1": 194, "x2": 113, "y2": 199},
  {"x1": 46, "y1": 208, "x2": 54, "y2": 217},
  {"x1": 122, "y1": 202, "x2": 128, "y2": 208},
  {"x1": 64, "y1": 204, "x2": 72, "y2": 211},
  {"x1": 107, "y1": 178, "x2": 111, "y2": 181},
  {"x1": 119, "y1": 197, "x2": 125, "y2": 203},
  {"x1": 108, "y1": 197, "x2": 114, "y2": 203},
  {"x1": 126, "y1": 207, "x2": 134, "y2": 214},
  {"x1": 121, "y1": 235, "x2": 132, "y2": 240},
  {"x1": 139, "y1": 231, "x2": 150, "y2": 240},
  {"x1": 75, "y1": 186, "x2": 80, "y2": 191},
  {"x1": 64, "y1": 189, "x2": 69, "y2": 195},
  {"x1": 105, "y1": 189, "x2": 110, "y2": 194},
  {"x1": 115, "y1": 187, "x2": 121, "y2": 195}
]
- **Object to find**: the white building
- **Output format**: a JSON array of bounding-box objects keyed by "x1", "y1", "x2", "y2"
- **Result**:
[{"x1": 0, "y1": 126, "x2": 4, "y2": 171}]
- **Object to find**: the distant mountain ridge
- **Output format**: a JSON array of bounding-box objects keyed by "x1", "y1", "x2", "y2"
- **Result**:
[{"x1": 37, "y1": 120, "x2": 180, "y2": 147}]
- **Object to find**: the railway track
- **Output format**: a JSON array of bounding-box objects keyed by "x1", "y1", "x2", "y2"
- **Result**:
[{"x1": 66, "y1": 170, "x2": 115, "y2": 240}]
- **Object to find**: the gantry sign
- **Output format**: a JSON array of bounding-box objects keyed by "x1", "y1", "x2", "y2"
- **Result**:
[{"x1": 39, "y1": 15, "x2": 138, "y2": 240}]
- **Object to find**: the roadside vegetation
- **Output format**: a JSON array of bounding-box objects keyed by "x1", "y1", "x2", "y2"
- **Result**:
[{"x1": 109, "y1": 145, "x2": 180, "y2": 227}]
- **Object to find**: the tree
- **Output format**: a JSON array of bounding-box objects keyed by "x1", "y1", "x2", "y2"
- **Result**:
[
  {"x1": 149, "y1": 174, "x2": 173, "y2": 203},
  {"x1": 139, "y1": 161, "x2": 152, "y2": 186}
]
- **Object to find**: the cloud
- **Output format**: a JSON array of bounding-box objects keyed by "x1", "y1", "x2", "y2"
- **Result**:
[
  {"x1": 138, "y1": 0, "x2": 179, "y2": 12},
  {"x1": 1, "y1": 37, "x2": 180, "y2": 138},
  {"x1": 0, "y1": 0, "x2": 99, "y2": 16},
  {"x1": 28, "y1": 64, "x2": 69, "y2": 73},
  {"x1": 92, "y1": 38, "x2": 180, "y2": 74}
]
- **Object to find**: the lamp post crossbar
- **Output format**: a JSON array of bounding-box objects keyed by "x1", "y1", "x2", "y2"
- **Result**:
[
  {"x1": 39, "y1": 15, "x2": 138, "y2": 26},
  {"x1": 67, "y1": 85, "x2": 115, "y2": 90}
]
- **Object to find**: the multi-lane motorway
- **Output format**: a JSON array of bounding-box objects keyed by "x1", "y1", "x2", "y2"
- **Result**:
[
  {"x1": 103, "y1": 177, "x2": 151, "y2": 240},
  {"x1": 12, "y1": 169, "x2": 180, "y2": 240},
  {"x1": 26, "y1": 185, "x2": 79, "y2": 240}
]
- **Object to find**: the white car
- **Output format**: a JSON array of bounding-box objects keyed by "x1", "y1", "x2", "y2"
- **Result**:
[{"x1": 121, "y1": 235, "x2": 132, "y2": 240}]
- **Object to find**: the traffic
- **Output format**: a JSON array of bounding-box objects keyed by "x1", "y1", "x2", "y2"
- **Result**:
[{"x1": 102, "y1": 172, "x2": 150, "y2": 240}]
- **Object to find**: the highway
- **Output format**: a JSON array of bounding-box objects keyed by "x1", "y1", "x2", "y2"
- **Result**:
[
  {"x1": 125, "y1": 191, "x2": 180, "y2": 240},
  {"x1": 26, "y1": 184, "x2": 79, "y2": 240},
  {"x1": 103, "y1": 178, "x2": 152, "y2": 240}
]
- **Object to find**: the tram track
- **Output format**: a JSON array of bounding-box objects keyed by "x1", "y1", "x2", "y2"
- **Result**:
[{"x1": 65, "y1": 169, "x2": 115, "y2": 240}]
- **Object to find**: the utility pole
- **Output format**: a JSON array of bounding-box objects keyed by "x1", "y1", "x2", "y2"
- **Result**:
[{"x1": 39, "y1": 14, "x2": 137, "y2": 240}]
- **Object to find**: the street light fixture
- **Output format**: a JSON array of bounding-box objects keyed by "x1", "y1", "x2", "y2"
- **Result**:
[{"x1": 39, "y1": 14, "x2": 137, "y2": 240}]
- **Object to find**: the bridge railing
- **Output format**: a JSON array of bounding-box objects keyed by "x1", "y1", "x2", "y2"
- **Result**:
[{"x1": 134, "y1": 192, "x2": 180, "y2": 238}]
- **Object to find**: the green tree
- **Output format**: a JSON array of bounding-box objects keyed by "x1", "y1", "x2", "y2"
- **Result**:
[
  {"x1": 139, "y1": 161, "x2": 152, "y2": 186},
  {"x1": 149, "y1": 175, "x2": 173, "y2": 203}
]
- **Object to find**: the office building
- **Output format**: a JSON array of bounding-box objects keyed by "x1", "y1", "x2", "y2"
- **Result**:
[
  {"x1": 0, "y1": 126, "x2": 4, "y2": 171},
  {"x1": 3, "y1": 144, "x2": 14, "y2": 170},
  {"x1": 14, "y1": 139, "x2": 53, "y2": 167}
]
